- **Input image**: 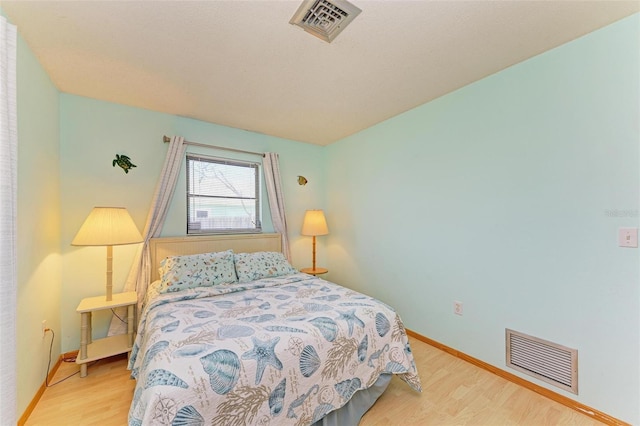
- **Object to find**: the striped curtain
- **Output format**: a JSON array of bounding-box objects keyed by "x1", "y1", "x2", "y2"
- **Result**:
[
  {"x1": 263, "y1": 153, "x2": 291, "y2": 261},
  {"x1": 0, "y1": 15, "x2": 18, "y2": 424}
]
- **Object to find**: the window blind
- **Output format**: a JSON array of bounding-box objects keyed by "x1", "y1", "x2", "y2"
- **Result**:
[{"x1": 186, "y1": 154, "x2": 261, "y2": 234}]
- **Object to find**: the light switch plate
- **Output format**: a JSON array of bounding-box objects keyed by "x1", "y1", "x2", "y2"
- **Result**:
[{"x1": 618, "y1": 228, "x2": 638, "y2": 248}]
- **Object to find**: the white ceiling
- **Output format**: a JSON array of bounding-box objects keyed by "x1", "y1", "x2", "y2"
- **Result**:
[{"x1": 3, "y1": 1, "x2": 638, "y2": 146}]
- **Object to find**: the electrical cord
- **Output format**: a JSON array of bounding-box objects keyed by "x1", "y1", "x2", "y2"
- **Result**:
[
  {"x1": 44, "y1": 329, "x2": 99, "y2": 387},
  {"x1": 110, "y1": 308, "x2": 128, "y2": 324}
]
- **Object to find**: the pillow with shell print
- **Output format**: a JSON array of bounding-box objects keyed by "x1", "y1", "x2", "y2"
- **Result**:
[
  {"x1": 158, "y1": 250, "x2": 237, "y2": 293},
  {"x1": 234, "y1": 251, "x2": 297, "y2": 283}
]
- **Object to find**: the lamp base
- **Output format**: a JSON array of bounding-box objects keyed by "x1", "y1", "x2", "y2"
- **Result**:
[{"x1": 300, "y1": 267, "x2": 328, "y2": 276}]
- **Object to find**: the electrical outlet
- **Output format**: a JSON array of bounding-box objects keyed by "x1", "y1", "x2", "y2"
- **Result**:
[
  {"x1": 41, "y1": 320, "x2": 47, "y2": 338},
  {"x1": 454, "y1": 301, "x2": 463, "y2": 316}
]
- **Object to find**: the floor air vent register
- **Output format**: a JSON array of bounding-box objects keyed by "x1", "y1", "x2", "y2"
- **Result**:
[{"x1": 506, "y1": 329, "x2": 578, "y2": 394}]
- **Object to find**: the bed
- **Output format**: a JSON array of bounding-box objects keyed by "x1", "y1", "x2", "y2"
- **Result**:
[{"x1": 128, "y1": 233, "x2": 421, "y2": 425}]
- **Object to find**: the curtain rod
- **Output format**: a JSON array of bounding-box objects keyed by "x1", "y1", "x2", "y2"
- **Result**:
[{"x1": 163, "y1": 135, "x2": 264, "y2": 157}]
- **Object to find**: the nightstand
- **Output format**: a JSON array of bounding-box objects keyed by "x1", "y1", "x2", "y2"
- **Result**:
[
  {"x1": 75, "y1": 291, "x2": 137, "y2": 377},
  {"x1": 300, "y1": 267, "x2": 328, "y2": 276}
]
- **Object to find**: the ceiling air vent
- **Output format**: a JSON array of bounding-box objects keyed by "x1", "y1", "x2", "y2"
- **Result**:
[{"x1": 290, "y1": 0, "x2": 361, "y2": 43}]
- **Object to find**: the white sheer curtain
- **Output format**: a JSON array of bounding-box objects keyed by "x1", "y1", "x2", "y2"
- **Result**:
[
  {"x1": 0, "y1": 15, "x2": 18, "y2": 424},
  {"x1": 108, "y1": 136, "x2": 186, "y2": 335},
  {"x1": 263, "y1": 153, "x2": 291, "y2": 261}
]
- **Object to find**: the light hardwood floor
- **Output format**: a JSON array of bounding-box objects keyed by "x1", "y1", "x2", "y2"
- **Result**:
[{"x1": 25, "y1": 337, "x2": 603, "y2": 425}]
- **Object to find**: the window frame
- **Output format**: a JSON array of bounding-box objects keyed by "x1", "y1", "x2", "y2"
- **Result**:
[{"x1": 186, "y1": 154, "x2": 262, "y2": 235}]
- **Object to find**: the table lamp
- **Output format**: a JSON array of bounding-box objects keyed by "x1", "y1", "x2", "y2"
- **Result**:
[
  {"x1": 301, "y1": 209, "x2": 329, "y2": 272},
  {"x1": 72, "y1": 207, "x2": 143, "y2": 301}
]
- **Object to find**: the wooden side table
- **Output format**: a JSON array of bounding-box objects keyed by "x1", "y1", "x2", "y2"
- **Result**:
[
  {"x1": 300, "y1": 267, "x2": 328, "y2": 276},
  {"x1": 76, "y1": 291, "x2": 137, "y2": 377}
]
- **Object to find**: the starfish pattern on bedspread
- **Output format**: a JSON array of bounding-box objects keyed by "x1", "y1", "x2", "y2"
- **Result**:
[{"x1": 242, "y1": 336, "x2": 283, "y2": 384}]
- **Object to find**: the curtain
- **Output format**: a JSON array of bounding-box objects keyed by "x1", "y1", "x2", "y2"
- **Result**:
[
  {"x1": 108, "y1": 136, "x2": 186, "y2": 335},
  {"x1": 263, "y1": 153, "x2": 291, "y2": 261},
  {"x1": 0, "y1": 15, "x2": 18, "y2": 424}
]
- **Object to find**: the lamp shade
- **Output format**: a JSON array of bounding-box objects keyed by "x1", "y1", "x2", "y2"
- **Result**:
[
  {"x1": 72, "y1": 207, "x2": 143, "y2": 246},
  {"x1": 301, "y1": 209, "x2": 329, "y2": 236}
]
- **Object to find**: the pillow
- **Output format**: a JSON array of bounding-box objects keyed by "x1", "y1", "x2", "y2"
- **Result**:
[
  {"x1": 158, "y1": 250, "x2": 237, "y2": 293},
  {"x1": 234, "y1": 251, "x2": 297, "y2": 283}
]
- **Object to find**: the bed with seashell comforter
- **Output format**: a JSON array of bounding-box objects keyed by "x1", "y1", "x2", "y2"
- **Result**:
[{"x1": 127, "y1": 235, "x2": 421, "y2": 426}]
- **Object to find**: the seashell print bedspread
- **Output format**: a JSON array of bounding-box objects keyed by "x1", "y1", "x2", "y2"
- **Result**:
[{"x1": 128, "y1": 273, "x2": 422, "y2": 426}]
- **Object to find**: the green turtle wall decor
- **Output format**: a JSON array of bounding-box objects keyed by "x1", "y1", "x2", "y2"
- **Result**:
[{"x1": 113, "y1": 154, "x2": 137, "y2": 174}]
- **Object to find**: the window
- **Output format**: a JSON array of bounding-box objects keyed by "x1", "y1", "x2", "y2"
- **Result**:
[{"x1": 186, "y1": 155, "x2": 261, "y2": 234}]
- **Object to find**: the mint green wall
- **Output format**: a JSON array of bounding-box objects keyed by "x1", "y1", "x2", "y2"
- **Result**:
[
  {"x1": 59, "y1": 95, "x2": 326, "y2": 352},
  {"x1": 326, "y1": 14, "x2": 639, "y2": 424},
  {"x1": 14, "y1": 25, "x2": 62, "y2": 417}
]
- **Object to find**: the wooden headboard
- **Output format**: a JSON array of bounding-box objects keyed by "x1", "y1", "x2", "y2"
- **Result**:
[{"x1": 149, "y1": 233, "x2": 282, "y2": 281}]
